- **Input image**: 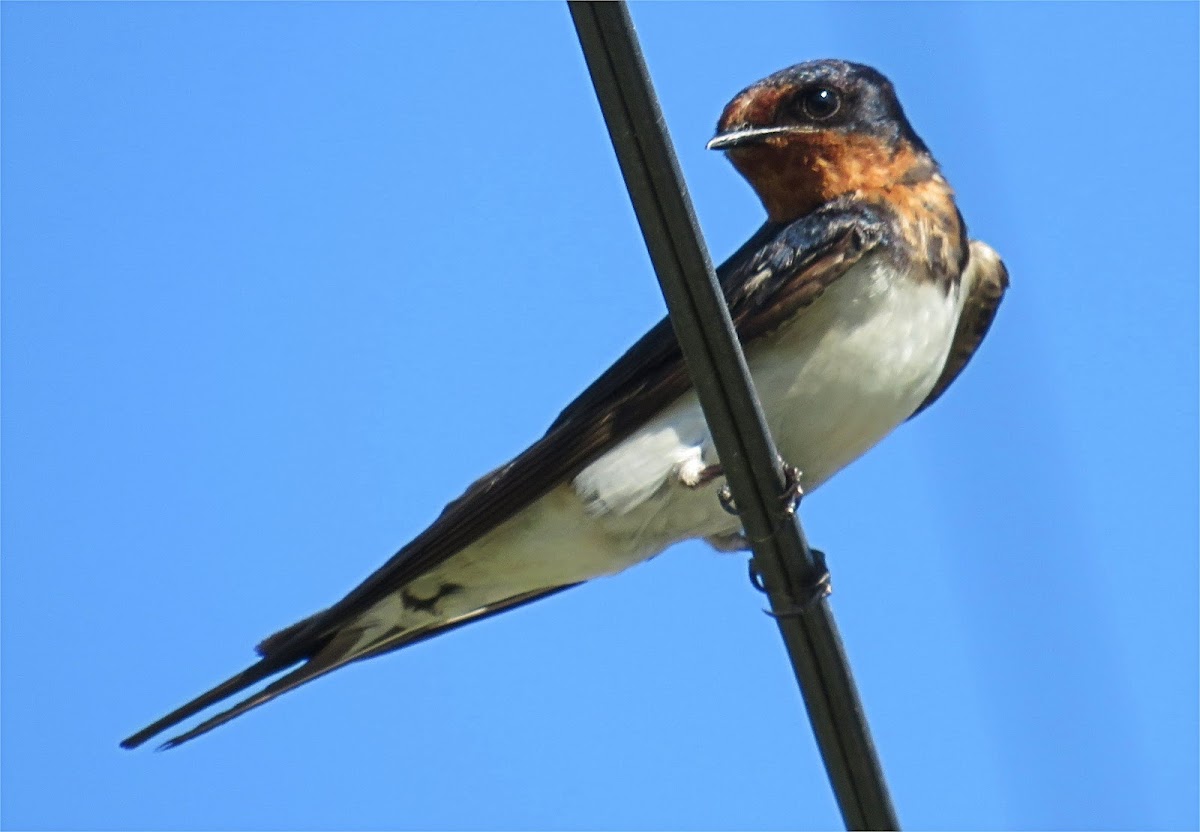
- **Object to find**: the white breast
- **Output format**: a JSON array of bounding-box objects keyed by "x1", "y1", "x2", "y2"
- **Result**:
[
  {"x1": 354, "y1": 256, "x2": 966, "y2": 636},
  {"x1": 574, "y1": 254, "x2": 963, "y2": 547}
]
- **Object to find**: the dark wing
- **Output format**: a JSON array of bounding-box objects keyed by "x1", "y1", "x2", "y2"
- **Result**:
[
  {"x1": 550, "y1": 203, "x2": 888, "y2": 431},
  {"x1": 547, "y1": 220, "x2": 784, "y2": 432},
  {"x1": 121, "y1": 202, "x2": 888, "y2": 750},
  {"x1": 910, "y1": 240, "x2": 1008, "y2": 418}
]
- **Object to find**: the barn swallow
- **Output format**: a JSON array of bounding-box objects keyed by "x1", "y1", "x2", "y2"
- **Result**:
[{"x1": 122, "y1": 59, "x2": 1007, "y2": 750}]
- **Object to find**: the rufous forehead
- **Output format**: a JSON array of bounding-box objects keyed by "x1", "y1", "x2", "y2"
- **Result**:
[{"x1": 718, "y1": 83, "x2": 795, "y2": 131}]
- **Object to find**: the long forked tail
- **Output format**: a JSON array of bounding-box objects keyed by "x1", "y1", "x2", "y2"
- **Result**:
[
  {"x1": 122, "y1": 628, "x2": 370, "y2": 750},
  {"x1": 121, "y1": 584, "x2": 579, "y2": 750},
  {"x1": 119, "y1": 617, "x2": 349, "y2": 751},
  {"x1": 119, "y1": 657, "x2": 296, "y2": 750}
]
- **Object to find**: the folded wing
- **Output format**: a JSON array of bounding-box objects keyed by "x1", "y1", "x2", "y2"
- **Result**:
[{"x1": 122, "y1": 202, "x2": 888, "y2": 749}]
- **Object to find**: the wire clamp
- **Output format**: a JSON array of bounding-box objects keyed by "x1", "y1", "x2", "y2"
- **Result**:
[{"x1": 749, "y1": 549, "x2": 832, "y2": 616}]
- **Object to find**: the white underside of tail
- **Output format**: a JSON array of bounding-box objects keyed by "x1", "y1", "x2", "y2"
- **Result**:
[{"x1": 356, "y1": 253, "x2": 968, "y2": 641}]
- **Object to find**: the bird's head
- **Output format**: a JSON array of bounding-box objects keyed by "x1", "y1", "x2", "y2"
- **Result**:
[{"x1": 710, "y1": 60, "x2": 938, "y2": 222}]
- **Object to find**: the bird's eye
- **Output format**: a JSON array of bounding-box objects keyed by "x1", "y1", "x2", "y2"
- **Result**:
[{"x1": 801, "y1": 87, "x2": 840, "y2": 120}]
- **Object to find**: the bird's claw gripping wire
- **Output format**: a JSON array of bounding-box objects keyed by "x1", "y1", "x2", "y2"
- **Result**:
[
  {"x1": 718, "y1": 483, "x2": 739, "y2": 515},
  {"x1": 747, "y1": 548, "x2": 832, "y2": 616},
  {"x1": 778, "y1": 462, "x2": 805, "y2": 515},
  {"x1": 717, "y1": 458, "x2": 805, "y2": 516}
]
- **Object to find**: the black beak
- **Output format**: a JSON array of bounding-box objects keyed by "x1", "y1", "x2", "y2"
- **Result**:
[{"x1": 706, "y1": 125, "x2": 795, "y2": 151}]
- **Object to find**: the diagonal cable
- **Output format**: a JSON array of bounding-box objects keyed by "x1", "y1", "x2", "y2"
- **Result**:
[{"x1": 567, "y1": 3, "x2": 899, "y2": 829}]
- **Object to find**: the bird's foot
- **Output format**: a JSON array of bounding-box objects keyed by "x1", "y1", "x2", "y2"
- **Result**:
[
  {"x1": 717, "y1": 481, "x2": 738, "y2": 515},
  {"x1": 716, "y1": 457, "x2": 805, "y2": 516},
  {"x1": 778, "y1": 461, "x2": 805, "y2": 515}
]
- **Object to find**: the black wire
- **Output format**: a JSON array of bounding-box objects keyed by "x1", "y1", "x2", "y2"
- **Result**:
[{"x1": 567, "y1": 3, "x2": 899, "y2": 829}]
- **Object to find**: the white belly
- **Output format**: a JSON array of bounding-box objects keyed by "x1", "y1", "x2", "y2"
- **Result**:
[
  {"x1": 365, "y1": 258, "x2": 962, "y2": 632},
  {"x1": 574, "y1": 256, "x2": 962, "y2": 546}
]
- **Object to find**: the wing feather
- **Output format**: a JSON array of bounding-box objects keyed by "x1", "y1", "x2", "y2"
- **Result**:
[
  {"x1": 910, "y1": 240, "x2": 1008, "y2": 417},
  {"x1": 122, "y1": 202, "x2": 888, "y2": 748},
  {"x1": 268, "y1": 202, "x2": 888, "y2": 661}
]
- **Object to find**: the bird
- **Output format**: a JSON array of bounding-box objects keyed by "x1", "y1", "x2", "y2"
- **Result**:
[{"x1": 122, "y1": 58, "x2": 1007, "y2": 750}]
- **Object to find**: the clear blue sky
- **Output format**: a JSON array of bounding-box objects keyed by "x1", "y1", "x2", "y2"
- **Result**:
[{"x1": 3, "y1": 3, "x2": 1197, "y2": 830}]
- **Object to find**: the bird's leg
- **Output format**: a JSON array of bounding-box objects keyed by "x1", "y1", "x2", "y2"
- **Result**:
[
  {"x1": 715, "y1": 457, "x2": 806, "y2": 516},
  {"x1": 717, "y1": 481, "x2": 739, "y2": 515},
  {"x1": 676, "y1": 457, "x2": 725, "y2": 489},
  {"x1": 716, "y1": 458, "x2": 826, "y2": 611},
  {"x1": 778, "y1": 461, "x2": 805, "y2": 515}
]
